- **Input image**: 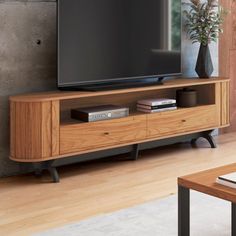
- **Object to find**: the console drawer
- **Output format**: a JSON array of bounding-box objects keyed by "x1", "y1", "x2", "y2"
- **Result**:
[
  {"x1": 60, "y1": 115, "x2": 147, "y2": 154},
  {"x1": 147, "y1": 105, "x2": 218, "y2": 138}
]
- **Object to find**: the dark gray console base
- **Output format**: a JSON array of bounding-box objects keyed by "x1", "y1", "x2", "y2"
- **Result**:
[
  {"x1": 191, "y1": 130, "x2": 217, "y2": 149},
  {"x1": 34, "y1": 160, "x2": 60, "y2": 183}
]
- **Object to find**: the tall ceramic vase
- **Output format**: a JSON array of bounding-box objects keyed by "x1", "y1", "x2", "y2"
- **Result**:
[{"x1": 195, "y1": 43, "x2": 213, "y2": 78}]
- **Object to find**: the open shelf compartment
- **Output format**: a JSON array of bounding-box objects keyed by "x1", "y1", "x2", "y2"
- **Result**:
[{"x1": 60, "y1": 83, "x2": 216, "y2": 126}]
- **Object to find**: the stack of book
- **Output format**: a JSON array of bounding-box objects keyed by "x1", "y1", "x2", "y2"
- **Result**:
[
  {"x1": 137, "y1": 98, "x2": 177, "y2": 113},
  {"x1": 216, "y1": 172, "x2": 236, "y2": 189}
]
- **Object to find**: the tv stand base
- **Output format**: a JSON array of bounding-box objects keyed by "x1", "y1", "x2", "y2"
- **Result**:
[
  {"x1": 191, "y1": 130, "x2": 217, "y2": 149},
  {"x1": 34, "y1": 160, "x2": 60, "y2": 183},
  {"x1": 60, "y1": 78, "x2": 165, "y2": 92},
  {"x1": 9, "y1": 78, "x2": 230, "y2": 183}
]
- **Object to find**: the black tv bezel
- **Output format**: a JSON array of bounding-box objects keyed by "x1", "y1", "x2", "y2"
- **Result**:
[{"x1": 57, "y1": 0, "x2": 182, "y2": 90}]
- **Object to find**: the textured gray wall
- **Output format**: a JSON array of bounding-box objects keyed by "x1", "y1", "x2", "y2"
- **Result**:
[
  {"x1": 0, "y1": 0, "x2": 57, "y2": 176},
  {"x1": 0, "y1": 0, "x2": 218, "y2": 177}
]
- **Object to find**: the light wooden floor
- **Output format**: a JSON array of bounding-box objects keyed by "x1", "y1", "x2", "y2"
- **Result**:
[{"x1": 1, "y1": 132, "x2": 236, "y2": 236}]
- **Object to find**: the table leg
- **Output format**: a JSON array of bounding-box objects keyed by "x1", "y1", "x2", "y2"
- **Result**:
[
  {"x1": 178, "y1": 185, "x2": 190, "y2": 236},
  {"x1": 232, "y1": 203, "x2": 236, "y2": 236}
]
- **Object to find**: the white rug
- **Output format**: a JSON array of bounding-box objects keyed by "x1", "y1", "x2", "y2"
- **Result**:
[{"x1": 35, "y1": 191, "x2": 231, "y2": 236}]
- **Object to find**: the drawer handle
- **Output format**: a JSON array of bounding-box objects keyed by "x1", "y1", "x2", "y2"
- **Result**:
[
  {"x1": 104, "y1": 132, "x2": 110, "y2": 135},
  {"x1": 182, "y1": 119, "x2": 187, "y2": 123}
]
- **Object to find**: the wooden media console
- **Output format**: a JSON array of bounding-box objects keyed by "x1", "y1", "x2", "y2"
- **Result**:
[{"x1": 9, "y1": 78, "x2": 230, "y2": 182}]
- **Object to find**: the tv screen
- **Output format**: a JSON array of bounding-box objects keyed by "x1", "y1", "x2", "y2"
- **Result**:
[{"x1": 58, "y1": 0, "x2": 181, "y2": 88}]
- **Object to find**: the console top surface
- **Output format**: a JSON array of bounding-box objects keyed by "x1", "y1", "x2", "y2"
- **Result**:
[{"x1": 10, "y1": 77, "x2": 229, "y2": 102}]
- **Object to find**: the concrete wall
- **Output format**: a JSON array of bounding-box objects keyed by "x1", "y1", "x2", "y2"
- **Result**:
[
  {"x1": 0, "y1": 0, "x2": 57, "y2": 176},
  {"x1": 0, "y1": 0, "x2": 218, "y2": 177}
]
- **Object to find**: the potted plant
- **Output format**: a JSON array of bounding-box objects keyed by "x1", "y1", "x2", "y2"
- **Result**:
[{"x1": 183, "y1": 0, "x2": 227, "y2": 78}]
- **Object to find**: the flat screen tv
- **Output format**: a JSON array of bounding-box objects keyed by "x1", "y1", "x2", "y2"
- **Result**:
[{"x1": 58, "y1": 0, "x2": 182, "y2": 90}]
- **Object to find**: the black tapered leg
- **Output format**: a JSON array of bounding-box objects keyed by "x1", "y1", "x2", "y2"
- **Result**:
[
  {"x1": 232, "y1": 203, "x2": 236, "y2": 236},
  {"x1": 44, "y1": 160, "x2": 60, "y2": 183},
  {"x1": 131, "y1": 144, "x2": 139, "y2": 160},
  {"x1": 190, "y1": 138, "x2": 198, "y2": 147},
  {"x1": 178, "y1": 185, "x2": 190, "y2": 236},
  {"x1": 48, "y1": 166, "x2": 60, "y2": 183},
  {"x1": 34, "y1": 160, "x2": 60, "y2": 183}
]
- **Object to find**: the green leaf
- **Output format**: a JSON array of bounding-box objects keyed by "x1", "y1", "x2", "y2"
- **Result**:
[{"x1": 183, "y1": 0, "x2": 227, "y2": 44}]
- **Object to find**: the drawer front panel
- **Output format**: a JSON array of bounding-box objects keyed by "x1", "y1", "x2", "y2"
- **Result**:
[
  {"x1": 60, "y1": 116, "x2": 147, "y2": 154},
  {"x1": 147, "y1": 105, "x2": 218, "y2": 138}
]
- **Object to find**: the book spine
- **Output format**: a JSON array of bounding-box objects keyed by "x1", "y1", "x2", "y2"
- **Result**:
[
  {"x1": 137, "y1": 104, "x2": 177, "y2": 110},
  {"x1": 137, "y1": 107, "x2": 177, "y2": 113},
  {"x1": 137, "y1": 100, "x2": 176, "y2": 106}
]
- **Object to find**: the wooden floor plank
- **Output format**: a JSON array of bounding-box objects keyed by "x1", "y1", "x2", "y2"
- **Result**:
[{"x1": 0, "y1": 132, "x2": 236, "y2": 236}]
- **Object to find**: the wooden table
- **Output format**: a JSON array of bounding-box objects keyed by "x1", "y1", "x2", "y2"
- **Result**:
[{"x1": 178, "y1": 163, "x2": 236, "y2": 236}]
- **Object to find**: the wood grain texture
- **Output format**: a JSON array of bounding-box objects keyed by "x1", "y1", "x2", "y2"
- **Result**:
[
  {"x1": 231, "y1": 0, "x2": 236, "y2": 49},
  {"x1": 228, "y1": 50, "x2": 236, "y2": 130},
  {"x1": 220, "y1": 50, "x2": 236, "y2": 132},
  {"x1": 28, "y1": 102, "x2": 42, "y2": 159},
  {"x1": 51, "y1": 101, "x2": 60, "y2": 156},
  {"x1": 10, "y1": 78, "x2": 230, "y2": 162},
  {"x1": 221, "y1": 81, "x2": 230, "y2": 126},
  {"x1": 178, "y1": 163, "x2": 236, "y2": 203},
  {"x1": 60, "y1": 115, "x2": 147, "y2": 154},
  {"x1": 227, "y1": 81, "x2": 230, "y2": 124},
  {"x1": 41, "y1": 102, "x2": 52, "y2": 158},
  {"x1": 147, "y1": 105, "x2": 218, "y2": 138},
  {"x1": 219, "y1": 0, "x2": 236, "y2": 132},
  {"x1": 215, "y1": 83, "x2": 222, "y2": 126},
  {"x1": 14, "y1": 102, "x2": 42, "y2": 159},
  {"x1": 11, "y1": 102, "x2": 56, "y2": 160},
  {"x1": 14, "y1": 102, "x2": 27, "y2": 159},
  {"x1": 219, "y1": 0, "x2": 232, "y2": 77},
  {"x1": 10, "y1": 101, "x2": 16, "y2": 158},
  {"x1": 10, "y1": 125, "x2": 229, "y2": 163}
]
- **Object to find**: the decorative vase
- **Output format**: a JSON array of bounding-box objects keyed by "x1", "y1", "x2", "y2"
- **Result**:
[{"x1": 195, "y1": 43, "x2": 213, "y2": 78}]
